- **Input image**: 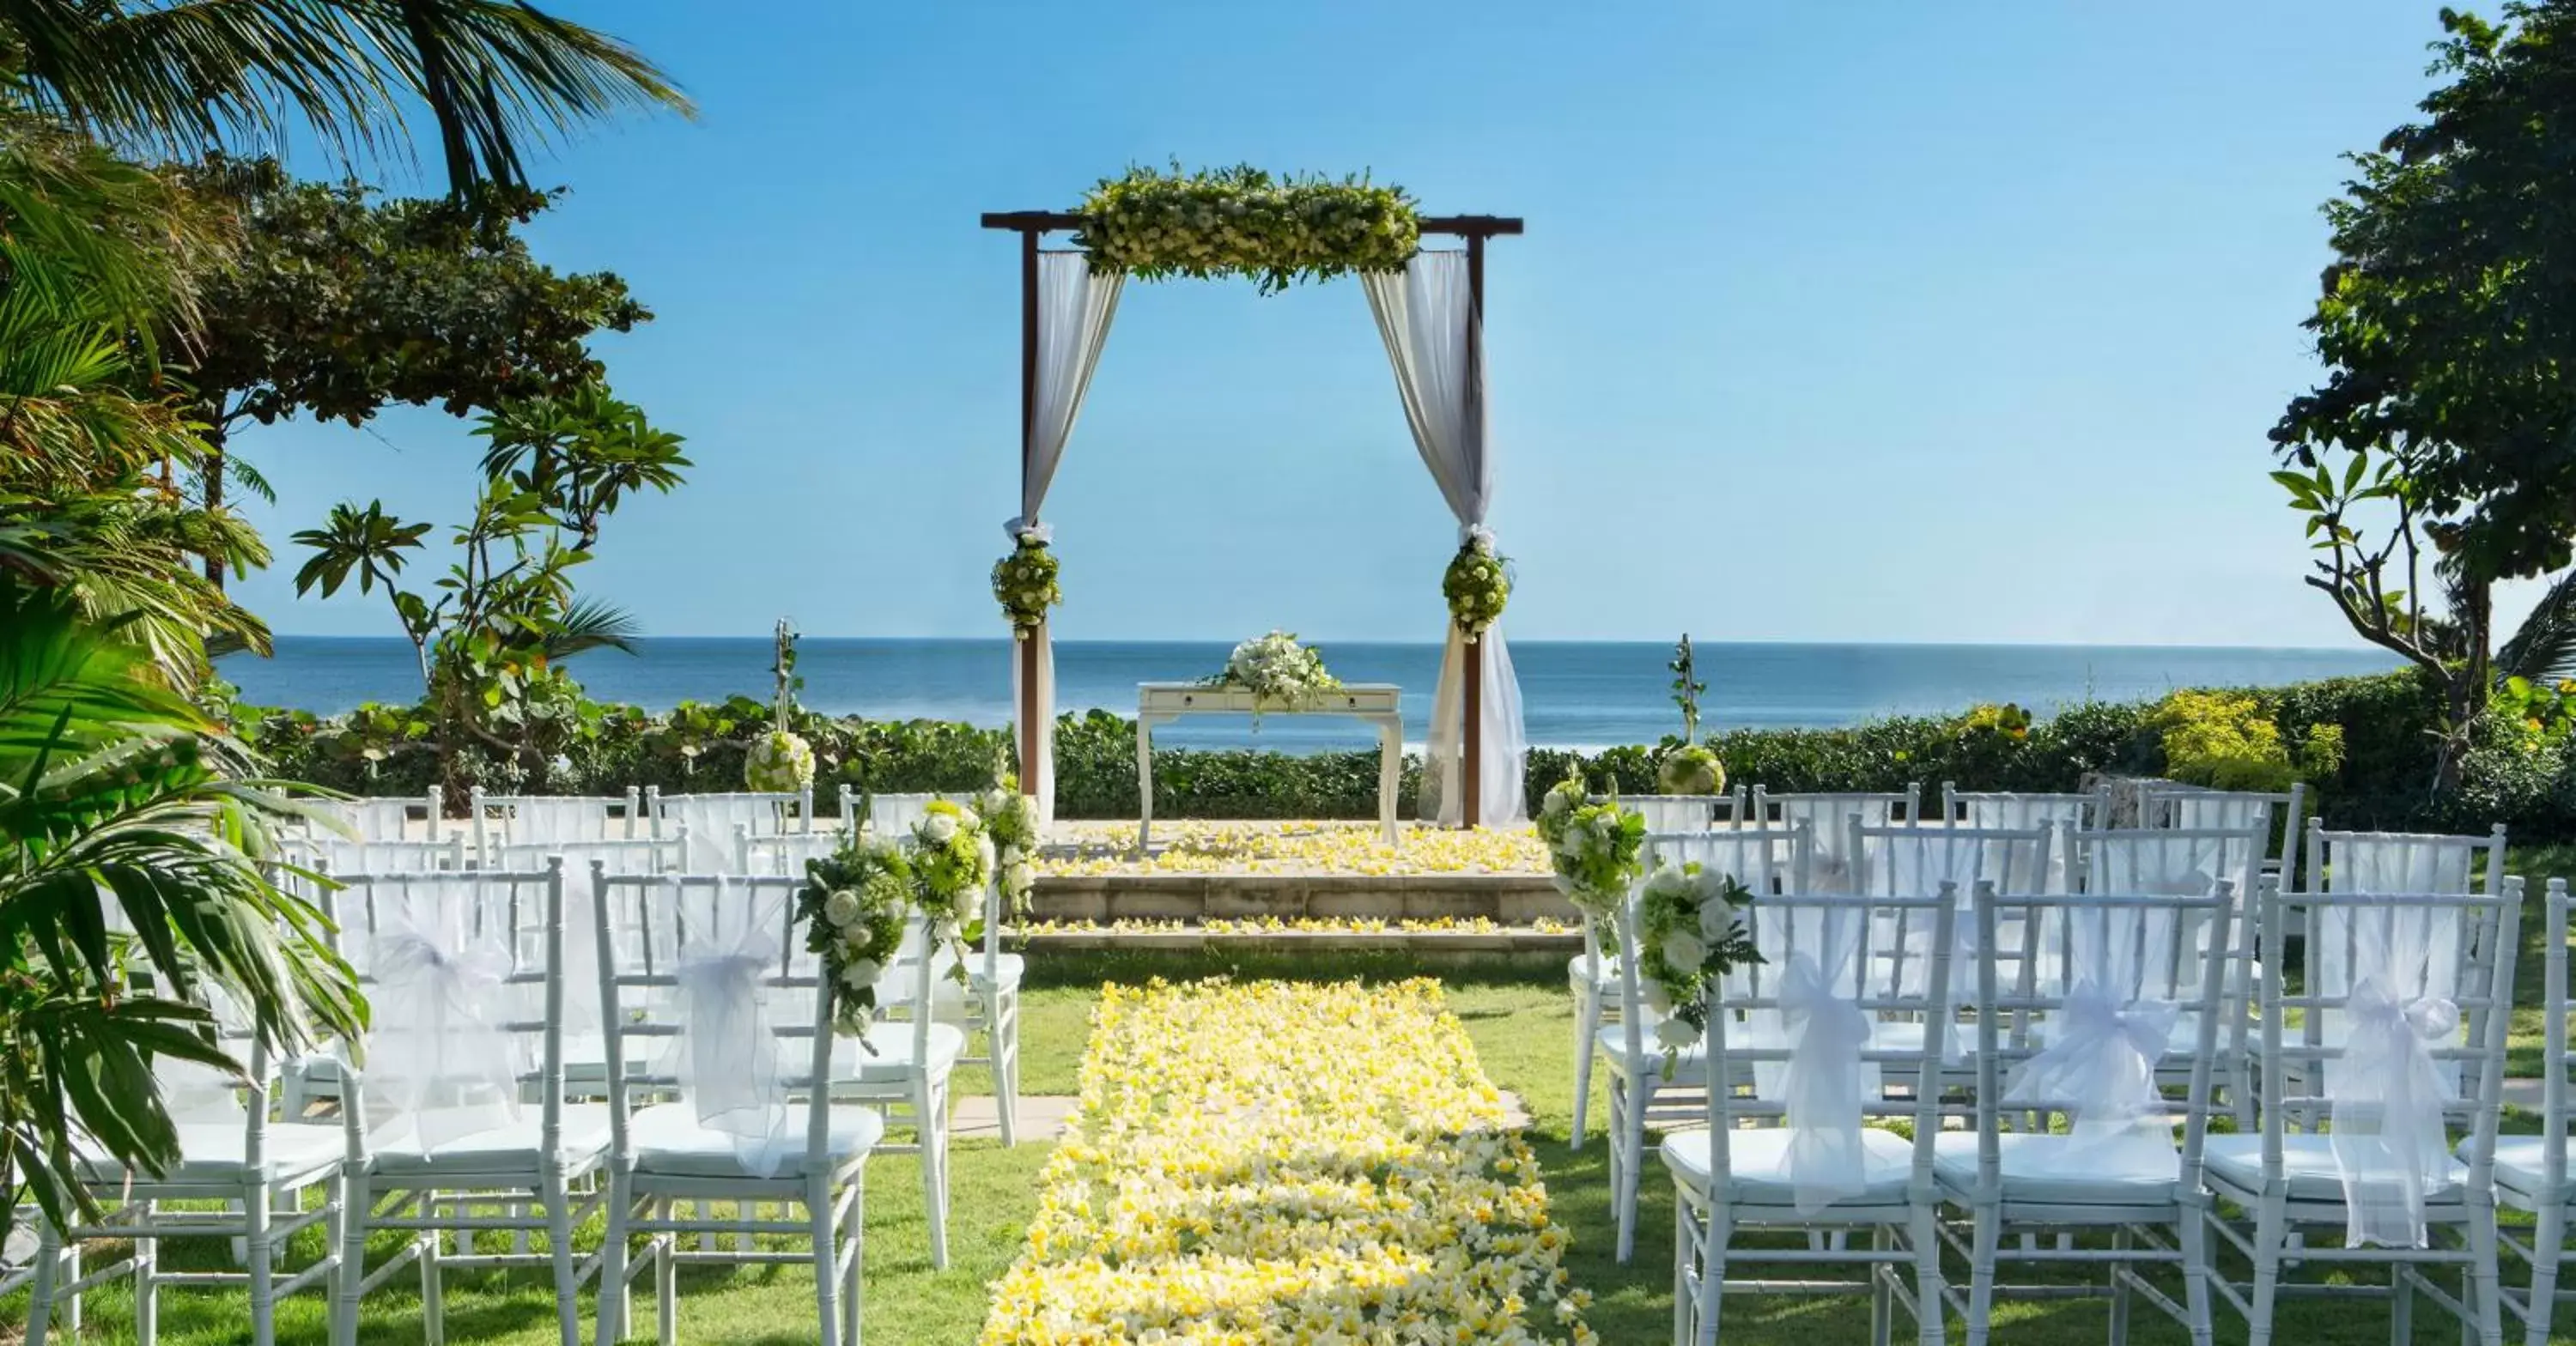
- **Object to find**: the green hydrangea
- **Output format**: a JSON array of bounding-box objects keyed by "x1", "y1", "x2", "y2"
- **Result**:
[{"x1": 744, "y1": 730, "x2": 815, "y2": 791}]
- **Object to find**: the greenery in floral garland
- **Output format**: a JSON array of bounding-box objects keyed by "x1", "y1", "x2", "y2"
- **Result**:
[
  {"x1": 977, "y1": 781, "x2": 1041, "y2": 918},
  {"x1": 1206, "y1": 630, "x2": 1343, "y2": 707},
  {"x1": 992, "y1": 536, "x2": 1060, "y2": 638},
  {"x1": 1634, "y1": 859, "x2": 1760, "y2": 1062},
  {"x1": 910, "y1": 798, "x2": 995, "y2": 971},
  {"x1": 1075, "y1": 162, "x2": 1421, "y2": 294},
  {"x1": 1443, "y1": 534, "x2": 1510, "y2": 642},
  {"x1": 797, "y1": 838, "x2": 912, "y2": 1039},
  {"x1": 1533, "y1": 776, "x2": 1645, "y2": 921}
]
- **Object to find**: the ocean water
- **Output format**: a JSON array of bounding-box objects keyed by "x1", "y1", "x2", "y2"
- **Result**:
[{"x1": 221, "y1": 637, "x2": 2401, "y2": 754}]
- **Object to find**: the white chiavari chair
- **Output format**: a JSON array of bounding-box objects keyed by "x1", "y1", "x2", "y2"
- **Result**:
[
  {"x1": 1600, "y1": 825, "x2": 1811, "y2": 1262},
  {"x1": 469, "y1": 786, "x2": 643, "y2": 861},
  {"x1": 324, "y1": 864, "x2": 604, "y2": 1346},
  {"x1": 1565, "y1": 790, "x2": 1739, "y2": 1150},
  {"x1": 2070, "y1": 823, "x2": 2269, "y2": 1121},
  {"x1": 1938, "y1": 881, "x2": 2238, "y2": 1346},
  {"x1": 310, "y1": 789, "x2": 444, "y2": 846},
  {"x1": 1665, "y1": 888, "x2": 1960, "y2": 1346},
  {"x1": 2494, "y1": 877, "x2": 2576, "y2": 1345},
  {"x1": 2147, "y1": 782, "x2": 2308, "y2": 893},
  {"x1": 1751, "y1": 786, "x2": 1924, "y2": 892},
  {"x1": 1848, "y1": 821, "x2": 2051, "y2": 1016},
  {"x1": 592, "y1": 870, "x2": 878, "y2": 1346},
  {"x1": 647, "y1": 788, "x2": 817, "y2": 873},
  {"x1": 1941, "y1": 783, "x2": 2107, "y2": 892},
  {"x1": 24, "y1": 989, "x2": 355, "y2": 1346},
  {"x1": 2202, "y1": 881, "x2": 2520, "y2": 1346},
  {"x1": 300, "y1": 834, "x2": 466, "y2": 876}
]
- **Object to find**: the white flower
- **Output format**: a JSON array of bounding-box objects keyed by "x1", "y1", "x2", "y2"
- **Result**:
[
  {"x1": 922, "y1": 811, "x2": 958, "y2": 844},
  {"x1": 1640, "y1": 978, "x2": 1674, "y2": 1013},
  {"x1": 840, "y1": 958, "x2": 880, "y2": 990},
  {"x1": 1662, "y1": 930, "x2": 1707, "y2": 972},
  {"x1": 1590, "y1": 809, "x2": 1617, "y2": 837},
  {"x1": 1005, "y1": 859, "x2": 1035, "y2": 894},
  {"x1": 1697, "y1": 894, "x2": 1736, "y2": 941},
  {"x1": 823, "y1": 888, "x2": 860, "y2": 928},
  {"x1": 1541, "y1": 789, "x2": 1571, "y2": 819},
  {"x1": 1656, "y1": 1018, "x2": 1699, "y2": 1050},
  {"x1": 975, "y1": 834, "x2": 998, "y2": 874}
]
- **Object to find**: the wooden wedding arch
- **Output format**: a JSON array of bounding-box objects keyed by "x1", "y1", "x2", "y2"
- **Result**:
[{"x1": 981, "y1": 207, "x2": 1523, "y2": 825}]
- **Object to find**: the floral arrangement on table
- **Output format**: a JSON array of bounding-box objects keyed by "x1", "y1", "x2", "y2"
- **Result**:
[
  {"x1": 744, "y1": 618, "x2": 817, "y2": 792},
  {"x1": 990, "y1": 527, "x2": 1060, "y2": 639},
  {"x1": 975, "y1": 782, "x2": 1041, "y2": 918},
  {"x1": 979, "y1": 979, "x2": 1595, "y2": 1345},
  {"x1": 1634, "y1": 858, "x2": 1761, "y2": 1059},
  {"x1": 1657, "y1": 633, "x2": 1727, "y2": 796},
  {"x1": 1443, "y1": 527, "x2": 1510, "y2": 643},
  {"x1": 1204, "y1": 629, "x2": 1343, "y2": 707},
  {"x1": 1534, "y1": 775, "x2": 1646, "y2": 922},
  {"x1": 910, "y1": 798, "x2": 996, "y2": 956},
  {"x1": 796, "y1": 837, "x2": 912, "y2": 1037},
  {"x1": 1074, "y1": 161, "x2": 1421, "y2": 294}
]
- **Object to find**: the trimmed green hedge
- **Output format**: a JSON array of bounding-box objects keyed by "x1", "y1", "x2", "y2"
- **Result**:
[{"x1": 238, "y1": 668, "x2": 2576, "y2": 839}]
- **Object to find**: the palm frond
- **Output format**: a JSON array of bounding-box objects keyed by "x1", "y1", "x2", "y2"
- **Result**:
[
  {"x1": 540, "y1": 593, "x2": 638, "y2": 660},
  {"x1": 2497, "y1": 568, "x2": 2576, "y2": 685}
]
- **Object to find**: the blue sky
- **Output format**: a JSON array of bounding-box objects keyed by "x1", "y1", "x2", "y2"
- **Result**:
[{"x1": 223, "y1": 0, "x2": 2483, "y2": 646}]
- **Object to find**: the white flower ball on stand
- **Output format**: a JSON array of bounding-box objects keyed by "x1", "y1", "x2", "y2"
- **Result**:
[{"x1": 744, "y1": 730, "x2": 815, "y2": 792}]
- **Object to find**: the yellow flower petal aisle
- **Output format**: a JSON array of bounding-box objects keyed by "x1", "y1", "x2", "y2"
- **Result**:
[{"x1": 979, "y1": 979, "x2": 1597, "y2": 1345}]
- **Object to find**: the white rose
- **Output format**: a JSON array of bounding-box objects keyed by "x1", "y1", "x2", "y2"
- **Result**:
[
  {"x1": 954, "y1": 887, "x2": 980, "y2": 923},
  {"x1": 975, "y1": 834, "x2": 997, "y2": 874},
  {"x1": 1656, "y1": 1018, "x2": 1700, "y2": 1050},
  {"x1": 1005, "y1": 860, "x2": 1035, "y2": 893},
  {"x1": 840, "y1": 958, "x2": 881, "y2": 990},
  {"x1": 922, "y1": 812, "x2": 958, "y2": 844},
  {"x1": 1541, "y1": 789, "x2": 1572, "y2": 819},
  {"x1": 823, "y1": 888, "x2": 860, "y2": 928},
  {"x1": 1662, "y1": 931, "x2": 1707, "y2": 972},
  {"x1": 1697, "y1": 896, "x2": 1736, "y2": 941},
  {"x1": 1640, "y1": 978, "x2": 1674, "y2": 1013},
  {"x1": 1590, "y1": 810, "x2": 1618, "y2": 837}
]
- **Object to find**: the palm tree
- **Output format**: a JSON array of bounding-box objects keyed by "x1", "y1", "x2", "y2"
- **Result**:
[
  {"x1": 1, "y1": 107, "x2": 270, "y2": 674},
  {"x1": 0, "y1": 0, "x2": 693, "y2": 199},
  {"x1": 0, "y1": 570, "x2": 361, "y2": 1244}
]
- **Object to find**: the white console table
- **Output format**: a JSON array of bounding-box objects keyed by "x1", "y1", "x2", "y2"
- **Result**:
[{"x1": 1136, "y1": 682, "x2": 1403, "y2": 848}]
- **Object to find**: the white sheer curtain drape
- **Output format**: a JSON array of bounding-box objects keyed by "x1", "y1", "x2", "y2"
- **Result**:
[
  {"x1": 1011, "y1": 252, "x2": 1121, "y2": 828},
  {"x1": 1363, "y1": 252, "x2": 1527, "y2": 827}
]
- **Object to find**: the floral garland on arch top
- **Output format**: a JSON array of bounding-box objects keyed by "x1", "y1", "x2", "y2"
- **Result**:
[{"x1": 1075, "y1": 162, "x2": 1421, "y2": 294}]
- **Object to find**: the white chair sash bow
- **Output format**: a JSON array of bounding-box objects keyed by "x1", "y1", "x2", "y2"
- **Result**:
[
  {"x1": 369, "y1": 920, "x2": 520, "y2": 1154},
  {"x1": 1777, "y1": 949, "x2": 1873, "y2": 1214},
  {"x1": 2330, "y1": 970, "x2": 2459, "y2": 1248},
  {"x1": 2006, "y1": 978, "x2": 2180, "y2": 1173},
  {"x1": 664, "y1": 883, "x2": 789, "y2": 1177}
]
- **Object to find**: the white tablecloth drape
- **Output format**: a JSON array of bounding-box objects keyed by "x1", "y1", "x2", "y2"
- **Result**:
[
  {"x1": 1012, "y1": 253, "x2": 1121, "y2": 826},
  {"x1": 1363, "y1": 253, "x2": 1527, "y2": 827}
]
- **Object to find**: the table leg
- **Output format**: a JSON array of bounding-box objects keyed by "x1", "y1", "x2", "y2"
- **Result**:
[
  {"x1": 1135, "y1": 718, "x2": 1153, "y2": 853},
  {"x1": 1378, "y1": 718, "x2": 1401, "y2": 847}
]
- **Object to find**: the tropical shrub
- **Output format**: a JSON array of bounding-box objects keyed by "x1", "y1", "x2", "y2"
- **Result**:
[
  {"x1": 1, "y1": 577, "x2": 361, "y2": 1243},
  {"x1": 2148, "y1": 690, "x2": 2342, "y2": 794}
]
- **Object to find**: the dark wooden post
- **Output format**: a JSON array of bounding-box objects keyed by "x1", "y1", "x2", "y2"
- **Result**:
[
  {"x1": 1460, "y1": 232, "x2": 1487, "y2": 828},
  {"x1": 1018, "y1": 227, "x2": 1042, "y2": 797}
]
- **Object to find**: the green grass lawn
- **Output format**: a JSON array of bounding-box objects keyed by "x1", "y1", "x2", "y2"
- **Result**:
[{"x1": 11, "y1": 844, "x2": 2576, "y2": 1346}]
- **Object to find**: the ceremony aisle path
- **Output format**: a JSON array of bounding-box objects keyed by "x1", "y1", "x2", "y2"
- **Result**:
[{"x1": 977, "y1": 979, "x2": 1596, "y2": 1344}]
